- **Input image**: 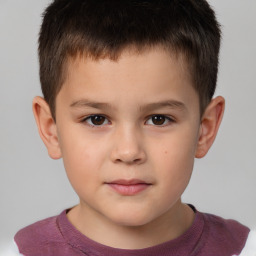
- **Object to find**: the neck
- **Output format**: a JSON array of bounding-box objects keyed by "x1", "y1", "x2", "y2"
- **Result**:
[{"x1": 67, "y1": 201, "x2": 195, "y2": 249}]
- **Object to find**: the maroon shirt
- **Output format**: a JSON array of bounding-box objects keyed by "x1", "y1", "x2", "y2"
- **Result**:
[{"x1": 15, "y1": 207, "x2": 250, "y2": 256}]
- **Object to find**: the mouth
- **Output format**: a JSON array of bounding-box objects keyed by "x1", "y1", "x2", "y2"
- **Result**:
[{"x1": 105, "y1": 179, "x2": 152, "y2": 196}]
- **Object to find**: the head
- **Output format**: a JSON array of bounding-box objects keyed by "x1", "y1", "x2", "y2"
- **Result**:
[
  {"x1": 33, "y1": 0, "x2": 225, "y2": 238},
  {"x1": 39, "y1": 0, "x2": 221, "y2": 121}
]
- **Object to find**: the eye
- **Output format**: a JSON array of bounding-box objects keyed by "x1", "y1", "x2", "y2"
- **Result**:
[
  {"x1": 83, "y1": 115, "x2": 109, "y2": 126},
  {"x1": 146, "y1": 115, "x2": 173, "y2": 126}
]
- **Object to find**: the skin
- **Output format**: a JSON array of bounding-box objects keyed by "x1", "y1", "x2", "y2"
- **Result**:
[{"x1": 33, "y1": 47, "x2": 225, "y2": 249}]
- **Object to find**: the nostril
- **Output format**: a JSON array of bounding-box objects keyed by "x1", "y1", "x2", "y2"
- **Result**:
[
  {"x1": 110, "y1": 133, "x2": 146, "y2": 164},
  {"x1": 112, "y1": 150, "x2": 146, "y2": 165},
  {"x1": 115, "y1": 157, "x2": 142, "y2": 164},
  {"x1": 134, "y1": 158, "x2": 142, "y2": 164}
]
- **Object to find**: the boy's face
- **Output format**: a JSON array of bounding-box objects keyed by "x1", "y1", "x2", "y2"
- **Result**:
[{"x1": 54, "y1": 48, "x2": 202, "y2": 226}]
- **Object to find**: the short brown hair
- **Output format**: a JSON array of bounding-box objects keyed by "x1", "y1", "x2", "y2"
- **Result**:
[{"x1": 39, "y1": 0, "x2": 221, "y2": 121}]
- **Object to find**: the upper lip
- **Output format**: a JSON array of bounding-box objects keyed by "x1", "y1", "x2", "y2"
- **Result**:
[{"x1": 106, "y1": 179, "x2": 151, "y2": 185}]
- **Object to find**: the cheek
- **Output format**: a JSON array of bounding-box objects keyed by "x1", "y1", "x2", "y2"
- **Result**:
[
  {"x1": 153, "y1": 131, "x2": 197, "y2": 165},
  {"x1": 60, "y1": 127, "x2": 104, "y2": 166},
  {"x1": 151, "y1": 130, "x2": 198, "y2": 187},
  {"x1": 58, "y1": 131, "x2": 107, "y2": 193}
]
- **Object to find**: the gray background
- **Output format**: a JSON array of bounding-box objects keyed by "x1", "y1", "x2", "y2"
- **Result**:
[{"x1": 0, "y1": 0, "x2": 255, "y2": 250}]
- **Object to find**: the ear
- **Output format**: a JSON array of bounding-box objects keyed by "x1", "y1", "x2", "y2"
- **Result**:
[
  {"x1": 195, "y1": 96, "x2": 225, "y2": 158},
  {"x1": 32, "y1": 96, "x2": 62, "y2": 159}
]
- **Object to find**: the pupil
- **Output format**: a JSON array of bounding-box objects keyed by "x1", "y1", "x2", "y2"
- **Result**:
[
  {"x1": 152, "y1": 115, "x2": 165, "y2": 125},
  {"x1": 92, "y1": 116, "x2": 105, "y2": 125}
]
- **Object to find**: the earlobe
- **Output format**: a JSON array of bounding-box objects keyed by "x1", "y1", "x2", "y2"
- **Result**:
[
  {"x1": 32, "y1": 96, "x2": 62, "y2": 159},
  {"x1": 195, "y1": 96, "x2": 225, "y2": 158}
]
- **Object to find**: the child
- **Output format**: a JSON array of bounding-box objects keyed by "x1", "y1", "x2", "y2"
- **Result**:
[{"x1": 12, "y1": 0, "x2": 256, "y2": 255}]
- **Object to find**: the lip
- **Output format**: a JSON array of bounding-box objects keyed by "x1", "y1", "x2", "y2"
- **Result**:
[{"x1": 105, "y1": 179, "x2": 152, "y2": 196}]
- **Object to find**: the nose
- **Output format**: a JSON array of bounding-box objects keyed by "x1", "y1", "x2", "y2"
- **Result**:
[{"x1": 110, "y1": 125, "x2": 146, "y2": 165}]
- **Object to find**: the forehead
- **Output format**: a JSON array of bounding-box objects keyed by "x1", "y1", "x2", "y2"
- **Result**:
[
  {"x1": 66, "y1": 46, "x2": 191, "y2": 86},
  {"x1": 58, "y1": 47, "x2": 198, "y2": 112}
]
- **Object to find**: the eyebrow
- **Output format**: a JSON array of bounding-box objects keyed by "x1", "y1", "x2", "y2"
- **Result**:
[
  {"x1": 70, "y1": 100, "x2": 113, "y2": 110},
  {"x1": 70, "y1": 99, "x2": 186, "y2": 112},
  {"x1": 139, "y1": 100, "x2": 186, "y2": 112}
]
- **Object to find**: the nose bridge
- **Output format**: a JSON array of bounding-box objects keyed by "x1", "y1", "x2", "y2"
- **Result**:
[{"x1": 110, "y1": 123, "x2": 146, "y2": 164}]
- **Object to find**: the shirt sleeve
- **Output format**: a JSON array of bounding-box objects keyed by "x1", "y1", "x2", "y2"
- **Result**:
[
  {"x1": 1, "y1": 240, "x2": 24, "y2": 256},
  {"x1": 238, "y1": 230, "x2": 256, "y2": 256}
]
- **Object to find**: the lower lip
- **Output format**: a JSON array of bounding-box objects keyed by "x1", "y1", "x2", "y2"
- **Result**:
[{"x1": 107, "y1": 183, "x2": 150, "y2": 196}]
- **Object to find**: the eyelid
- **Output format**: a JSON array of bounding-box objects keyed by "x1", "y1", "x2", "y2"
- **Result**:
[
  {"x1": 145, "y1": 114, "x2": 176, "y2": 126},
  {"x1": 80, "y1": 114, "x2": 176, "y2": 127},
  {"x1": 81, "y1": 114, "x2": 111, "y2": 127}
]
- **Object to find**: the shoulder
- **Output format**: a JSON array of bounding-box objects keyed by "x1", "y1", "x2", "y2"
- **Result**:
[
  {"x1": 203, "y1": 212, "x2": 250, "y2": 237},
  {"x1": 200, "y1": 212, "x2": 250, "y2": 255},
  {"x1": 14, "y1": 215, "x2": 61, "y2": 244},
  {"x1": 14, "y1": 214, "x2": 68, "y2": 256}
]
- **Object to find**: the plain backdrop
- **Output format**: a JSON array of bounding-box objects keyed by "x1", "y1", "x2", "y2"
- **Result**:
[{"x1": 0, "y1": 0, "x2": 256, "y2": 250}]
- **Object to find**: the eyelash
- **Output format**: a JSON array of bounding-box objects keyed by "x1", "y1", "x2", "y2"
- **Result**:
[
  {"x1": 82, "y1": 114, "x2": 175, "y2": 127},
  {"x1": 145, "y1": 115, "x2": 175, "y2": 126},
  {"x1": 82, "y1": 115, "x2": 110, "y2": 127}
]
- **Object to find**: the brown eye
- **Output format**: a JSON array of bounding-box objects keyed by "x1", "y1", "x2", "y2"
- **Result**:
[
  {"x1": 152, "y1": 115, "x2": 166, "y2": 125},
  {"x1": 85, "y1": 115, "x2": 108, "y2": 126},
  {"x1": 146, "y1": 115, "x2": 172, "y2": 126}
]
